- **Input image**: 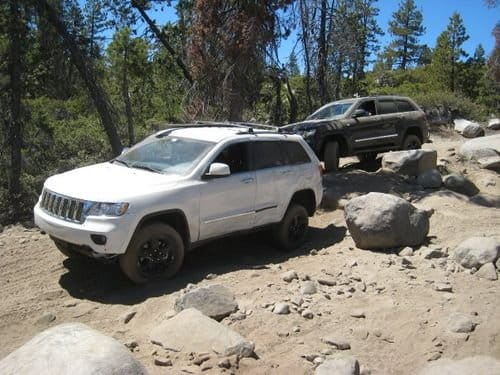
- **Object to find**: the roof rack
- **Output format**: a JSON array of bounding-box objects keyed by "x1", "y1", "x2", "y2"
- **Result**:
[{"x1": 155, "y1": 120, "x2": 282, "y2": 138}]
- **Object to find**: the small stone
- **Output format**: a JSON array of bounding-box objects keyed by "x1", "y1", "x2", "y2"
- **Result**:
[
  {"x1": 315, "y1": 356, "x2": 360, "y2": 375},
  {"x1": 475, "y1": 263, "x2": 498, "y2": 280},
  {"x1": 310, "y1": 249, "x2": 318, "y2": 255},
  {"x1": 420, "y1": 247, "x2": 446, "y2": 259},
  {"x1": 448, "y1": 312, "x2": 476, "y2": 333},
  {"x1": 63, "y1": 300, "x2": 78, "y2": 308},
  {"x1": 301, "y1": 281, "x2": 317, "y2": 295},
  {"x1": 302, "y1": 353, "x2": 320, "y2": 362},
  {"x1": 193, "y1": 354, "x2": 211, "y2": 365},
  {"x1": 154, "y1": 357, "x2": 172, "y2": 366},
  {"x1": 349, "y1": 259, "x2": 358, "y2": 267},
  {"x1": 273, "y1": 303, "x2": 290, "y2": 315},
  {"x1": 318, "y1": 278, "x2": 337, "y2": 286},
  {"x1": 282, "y1": 270, "x2": 298, "y2": 282},
  {"x1": 201, "y1": 362, "x2": 213, "y2": 371},
  {"x1": 19, "y1": 238, "x2": 28, "y2": 245},
  {"x1": 322, "y1": 336, "x2": 351, "y2": 350},
  {"x1": 399, "y1": 247, "x2": 414, "y2": 256},
  {"x1": 125, "y1": 340, "x2": 138, "y2": 350},
  {"x1": 205, "y1": 273, "x2": 217, "y2": 280},
  {"x1": 293, "y1": 326, "x2": 301, "y2": 333},
  {"x1": 427, "y1": 352, "x2": 442, "y2": 362},
  {"x1": 218, "y1": 358, "x2": 231, "y2": 369},
  {"x1": 302, "y1": 309, "x2": 314, "y2": 319},
  {"x1": 313, "y1": 357, "x2": 324, "y2": 365},
  {"x1": 435, "y1": 283, "x2": 453, "y2": 292},
  {"x1": 373, "y1": 329, "x2": 382, "y2": 337},
  {"x1": 350, "y1": 309, "x2": 365, "y2": 318},
  {"x1": 122, "y1": 311, "x2": 137, "y2": 324},
  {"x1": 291, "y1": 296, "x2": 304, "y2": 306}
]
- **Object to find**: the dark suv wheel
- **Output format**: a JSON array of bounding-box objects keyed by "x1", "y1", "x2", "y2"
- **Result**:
[
  {"x1": 273, "y1": 204, "x2": 309, "y2": 251},
  {"x1": 120, "y1": 223, "x2": 185, "y2": 284}
]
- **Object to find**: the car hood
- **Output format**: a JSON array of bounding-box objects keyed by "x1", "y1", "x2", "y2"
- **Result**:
[{"x1": 44, "y1": 162, "x2": 181, "y2": 202}]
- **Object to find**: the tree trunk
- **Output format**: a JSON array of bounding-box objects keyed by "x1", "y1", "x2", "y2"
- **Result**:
[
  {"x1": 317, "y1": 0, "x2": 328, "y2": 104},
  {"x1": 300, "y1": 0, "x2": 313, "y2": 113},
  {"x1": 121, "y1": 41, "x2": 135, "y2": 146},
  {"x1": 7, "y1": 0, "x2": 24, "y2": 217},
  {"x1": 32, "y1": 0, "x2": 123, "y2": 155},
  {"x1": 132, "y1": 0, "x2": 193, "y2": 85},
  {"x1": 270, "y1": 72, "x2": 283, "y2": 126},
  {"x1": 285, "y1": 76, "x2": 298, "y2": 124}
]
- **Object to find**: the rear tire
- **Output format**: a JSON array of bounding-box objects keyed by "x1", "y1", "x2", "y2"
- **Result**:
[
  {"x1": 324, "y1": 141, "x2": 339, "y2": 172},
  {"x1": 120, "y1": 223, "x2": 184, "y2": 284},
  {"x1": 273, "y1": 204, "x2": 309, "y2": 251},
  {"x1": 402, "y1": 134, "x2": 422, "y2": 150}
]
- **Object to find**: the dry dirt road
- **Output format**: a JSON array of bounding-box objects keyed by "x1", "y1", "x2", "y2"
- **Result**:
[{"x1": 0, "y1": 131, "x2": 499, "y2": 374}]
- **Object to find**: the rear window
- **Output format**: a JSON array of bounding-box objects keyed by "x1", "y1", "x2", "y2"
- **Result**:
[
  {"x1": 396, "y1": 100, "x2": 416, "y2": 112},
  {"x1": 252, "y1": 141, "x2": 286, "y2": 169},
  {"x1": 281, "y1": 141, "x2": 311, "y2": 165},
  {"x1": 378, "y1": 100, "x2": 398, "y2": 114}
]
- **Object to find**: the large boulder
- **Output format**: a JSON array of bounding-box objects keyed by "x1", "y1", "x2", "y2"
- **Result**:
[
  {"x1": 417, "y1": 168, "x2": 442, "y2": 188},
  {"x1": 418, "y1": 355, "x2": 500, "y2": 375},
  {"x1": 381, "y1": 150, "x2": 437, "y2": 177},
  {"x1": 454, "y1": 119, "x2": 485, "y2": 138},
  {"x1": 443, "y1": 174, "x2": 479, "y2": 196},
  {"x1": 459, "y1": 134, "x2": 500, "y2": 160},
  {"x1": 174, "y1": 284, "x2": 237, "y2": 321},
  {"x1": 150, "y1": 308, "x2": 255, "y2": 357},
  {"x1": 0, "y1": 323, "x2": 147, "y2": 375},
  {"x1": 344, "y1": 192, "x2": 430, "y2": 250},
  {"x1": 487, "y1": 118, "x2": 500, "y2": 130},
  {"x1": 453, "y1": 236, "x2": 500, "y2": 269},
  {"x1": 315, "y1": 356, "x2": 360, "y2": 375}
]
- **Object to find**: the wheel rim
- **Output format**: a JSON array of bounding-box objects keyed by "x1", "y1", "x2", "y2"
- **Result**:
[
  {"x1": 288, "y1": 215, "x2": 307, "y2": 242},
  {"x1": 137, "y1": 237, "x2": 175, "y2": 278}
]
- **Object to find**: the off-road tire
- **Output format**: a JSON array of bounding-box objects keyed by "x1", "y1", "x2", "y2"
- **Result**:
[
  {"x1": 273, "y1": 204, "x2": 309, "y2": 251},
  {"x1": 402, "y1": 134, "x2": 422, "y2": 150},
  {"x1": 324, "y1": 141, "x2": 340, "y2": 172},
  {"x1": 120, "y1": 223, "x2": 184, "y2": 284}
]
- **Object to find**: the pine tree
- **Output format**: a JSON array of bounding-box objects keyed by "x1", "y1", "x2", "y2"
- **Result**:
[
  {"x1": 447, "y1": 12, "x2": 469, "y2": 92},
  {"x1": 385, "y1": 0, "x2": 425, "y2": 70},
  {"x1": 286, "y1": 51, "x2": 300, "y2": 76}
]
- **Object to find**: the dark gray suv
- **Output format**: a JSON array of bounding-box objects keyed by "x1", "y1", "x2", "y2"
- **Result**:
[{"x1": 283, "y1": 95, "x2": 430, "y2": 172}]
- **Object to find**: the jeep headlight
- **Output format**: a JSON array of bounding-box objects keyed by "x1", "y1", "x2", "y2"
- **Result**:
[
  {"x1": 301, "y1": 129, "x2": 317, "y2": 139},
  {"x1": 85, "y1": 202, "x2": 129, "y2": 217}
]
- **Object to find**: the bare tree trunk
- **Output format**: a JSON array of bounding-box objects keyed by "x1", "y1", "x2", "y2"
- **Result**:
[
  {"x1": 7, "y1": 0, "x2": 24, "y2": 216},
  {"x1": 32, "y1": 0, "x2": 123, "y2": 155},
  {"x1": 317, "y1": 0, "x2": 328, "y2": 104},
  {"x1": 300, "y1": 0, "x2": 313, "y2": 113},
  {"x1": 121, "y1": 41, "x2": 134, "y2": 146},
  {"x1": 270, "y1": 72, "x2": 283, "y2": 126},
  {"x1": 132, "y1": 0, "x2": 193, "y2": 85}
]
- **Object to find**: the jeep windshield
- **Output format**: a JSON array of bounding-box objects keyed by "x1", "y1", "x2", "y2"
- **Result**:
[
  {"x1": 113, "y1": 136, "x2": 215, "y2": 175},
  {"x1": 306, "y1": 101, "x2": 355, "y2": 120}
]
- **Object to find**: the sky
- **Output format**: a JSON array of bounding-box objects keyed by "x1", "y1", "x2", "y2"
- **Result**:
[{"x1": 146, "y1": 0, "x2": 499, "y2": 65}]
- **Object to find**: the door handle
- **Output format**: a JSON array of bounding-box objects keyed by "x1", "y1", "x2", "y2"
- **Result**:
[{"x1": 241, "y1": 177, "x2": 254, "y2": 184}]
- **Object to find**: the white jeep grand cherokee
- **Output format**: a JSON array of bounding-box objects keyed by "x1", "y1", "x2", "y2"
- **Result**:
[{"x1": 34, "y1": 124, "x2": 323, "y2": 283}]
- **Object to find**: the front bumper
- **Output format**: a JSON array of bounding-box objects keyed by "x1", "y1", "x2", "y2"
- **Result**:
[{"x1": 34, "y1": 203, "x2": 132, "y2": 256}]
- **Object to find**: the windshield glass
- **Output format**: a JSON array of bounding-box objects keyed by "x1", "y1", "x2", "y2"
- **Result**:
[
  {"x1": 306, "y1": 102, "x2": 354, "y2": 120},
  {"x1": 115, "y1": 136, "x2": 215, "y2": 175}
]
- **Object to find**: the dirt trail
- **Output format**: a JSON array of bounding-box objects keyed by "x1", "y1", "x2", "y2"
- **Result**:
[{"x1": 0, "y1": 133, "x2": 499, "y2": 374}]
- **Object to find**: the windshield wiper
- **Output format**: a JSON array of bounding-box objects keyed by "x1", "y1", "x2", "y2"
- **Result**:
[
  {"x1": 111, "y1": 159, "x2": 130, "y2": 167},
  {"x1": 130, "y1": 163, "x2": 161, "y2": 173}
]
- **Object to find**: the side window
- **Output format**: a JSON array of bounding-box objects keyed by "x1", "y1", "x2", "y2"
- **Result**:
[
  {"x1": 378, "y1": 100, "x2": 398, "y2": 114},
  {"x1": 358, "y1": 100, "x2": 376, "y2": 115},
  {"x1": 252, "y1": 141, "x2": 286, "y2": 169},
  {"x1": 312, "y1": 105, "x2": 333, "y2": 120},
  {"x1": 213, "y1": 142, "x2": 251, "y2": 174},
  {"x1": 396, "y1": 100, "x2": 416, "y2": 112},
  {"x1": 281, "y1": 141, "x2": 311, "y2": 165}
]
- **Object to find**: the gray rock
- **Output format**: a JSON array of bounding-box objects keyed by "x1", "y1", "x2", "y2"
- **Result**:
[
  {"x1": 302, "y1": 309, "x2": 314, "y2": 319},
  {"x1": 448, "y1": 312, "x2": 475, "y2": 333},
  {"x1": 399, "y1": 247, "x2": 414, "y2": 256},
  {"x1": 0, "y1": 323, "x2": 147, "y2": 375},
  {"x1": 462, "y1": 123, "x2": 485, "y2": 138},
  {"x1": 496, "y1": 258, "x2": 500, "y2": 270},
  {"x1": 381, "y1": 149, "x2": 437, "y2": 177},
  {"x1": 487, "y1": 118, "x2": 500, "y2": 130},
  {"x1": 350, "y1": 309, "x2": 365, "y2": 318},
  {"x1": 282, "y1": 270, "x2": 298, "y2": 282},
  {"x1": 420, "y1": 247, "x2": 446, "y2": 259},
  {"x1": 322, "y1": 336, "x2": 351, "y2": 350},
  {"x1": 435, "y1": 283, "x2": 452, "y2": 292},
  {"x1": 477, "y1": 156, "x2": 500, "y2": 171},
  {"x1": 318, "y1": 278, "x2": 337, "y2": 286},
  {"x1": 150, "y1": 308, "x2": 254, "y2": 357},
  {"x1": 273, "y1": 303, "x2": 290, "y2": 315},
  {"x1": 417, "y1": 355, "x2": 500, "y2": 375},
  {"x1": 315, "y1": 356, "x2": 360, "y2": 375},
  {"x1": 344, "y1": 193, "x2": 430, "y2": 250},
  {"x1": 453, "y1": 236, "x2": 500, "y2": 269},
  {"x1": 443, "y1": 174, "x2": 479, "y2": 196},
  {"x1": 301, "y1": 281, "x2": 317, "y2": 295},
  {"x1": 459, "y1": 134, "x2": 500, "y2": 160},
  {"x1": 174, "y1": 284, "x2": 237, "y2": 321},
  {"x1": 475, "y1": 263, "x2": 498, "y2": 281},
  {"x1": 417, "y1": 169, "x2": 442, "y2": 188},
  {"x1": 154, "y1": 357, "x2": 172, "y2": 367}
]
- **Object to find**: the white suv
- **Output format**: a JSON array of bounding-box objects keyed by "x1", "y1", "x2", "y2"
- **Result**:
[{"x1": 34, "y1": 125, "x2": 323, "y2": 283}]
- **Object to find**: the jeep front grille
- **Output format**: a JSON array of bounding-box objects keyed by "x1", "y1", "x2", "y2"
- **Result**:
[{"x1": 40, "y1": 189, "x2": 85, "y2": 224}]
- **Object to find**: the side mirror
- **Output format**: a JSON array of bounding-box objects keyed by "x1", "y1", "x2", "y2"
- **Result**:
[
  {"x1": 205, "y1": 163, "x2": 230, "y2": 178},
  {"x1": 353, "y1": 109, "x2": 370, "y2": 118}
]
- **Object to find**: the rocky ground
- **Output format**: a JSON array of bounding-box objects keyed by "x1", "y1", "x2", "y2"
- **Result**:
[{"x1": 0, "y1": 128, "x2": 499, "y2": 374}]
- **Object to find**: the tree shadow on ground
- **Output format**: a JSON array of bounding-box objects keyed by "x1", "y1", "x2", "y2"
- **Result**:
[{"x1": 58, "y1": 224, "x2": 346, "y2": 305}]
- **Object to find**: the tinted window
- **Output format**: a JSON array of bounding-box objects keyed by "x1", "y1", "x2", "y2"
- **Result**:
[
  {"x1": 396, "y1": 100, "x2": 416, "y2": 112},
  {"x1": 281, "y1": 141, "x2": 311, "y2": 165},
  {"x1": 252, "y1": 141, "x2": 286, "y2": 169},
  {"x1": 358, "y1": 100, "x2": 376, "y2": 115},
  {"x1": 307, "y1": 102, "x2": 353, "y2": 120},
  {"x1": 378, "y1": 100, "x2": 398, "y2": 114},
  {"x1": 213, "y1": 142, "x2": 251, "y2": 174}
]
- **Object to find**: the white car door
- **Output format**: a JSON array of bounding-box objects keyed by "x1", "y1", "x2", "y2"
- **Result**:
[{"x1": 199, "y1": 141, "x2": 256, "y2": 240}]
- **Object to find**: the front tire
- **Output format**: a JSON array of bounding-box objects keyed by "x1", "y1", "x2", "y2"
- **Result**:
[
  {"x1": 120, "y1": 223, "x2": 184, "y2": 284},
  {"x1": 324, "y1": 141, "x2": 339, "y2": 172},
  {"x1": 402, "y1": 134, "x2": 422, "y2": 150},
  {"x1": 273, "y1": 204, "x2": 309, "y2": 251}
]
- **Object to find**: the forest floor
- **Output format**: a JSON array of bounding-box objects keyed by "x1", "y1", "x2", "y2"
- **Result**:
[{"x1": 0, "y1": 128, "x2": 499, "y2": 374}]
